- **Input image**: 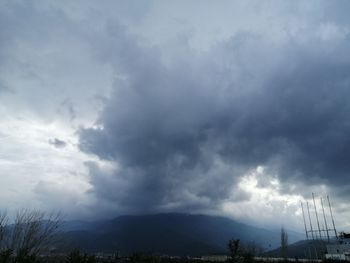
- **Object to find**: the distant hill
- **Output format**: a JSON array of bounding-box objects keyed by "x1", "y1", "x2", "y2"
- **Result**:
[
  {"x1": 59, "y1": 213, "x2": 304, "y2": 256},
  {"x1": 264, "y1": 239, "x2": 328, "y2": 259}
]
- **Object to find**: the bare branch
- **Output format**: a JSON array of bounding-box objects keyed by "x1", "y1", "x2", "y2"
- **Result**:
[{"x1": 1, "y1": 209, "x2": 62, "y2": 256}]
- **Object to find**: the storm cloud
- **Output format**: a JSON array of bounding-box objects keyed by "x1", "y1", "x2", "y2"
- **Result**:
[
  {"x1": 2, "y1": 0, "x2": 350, "y2": 227},
  {"x1": 79, "y1": 16, "x2": 350, "y2": 214}
]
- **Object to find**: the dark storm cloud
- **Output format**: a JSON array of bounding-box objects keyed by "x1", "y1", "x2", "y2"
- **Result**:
[{"x1": 79, "y1": 9, "x2": 350, "y2": 213}]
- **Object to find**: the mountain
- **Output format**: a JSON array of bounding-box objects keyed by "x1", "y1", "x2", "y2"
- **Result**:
[{"x1": 59, "y1": 213, "x2": 303, "y2": 256}]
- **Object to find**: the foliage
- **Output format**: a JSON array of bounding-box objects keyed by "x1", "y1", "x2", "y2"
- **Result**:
[
  {"x1": 228, "y1": 239, "x2": 240, "y2": 252},
  {"x1": 241, "y1": 242, "x2": 258, "y2": 263},
  {"x1": 66, "y1": 249, "x2": 96, "y2": 263},
  {"x1": 0, "y1": 249, "x2": 12, "y2": 263},
  {"x1": 228, "y1": 239, "x2": 262, "y2": 263},
  {"x1": 228, "y1": 238, "x2": 241, "y2": 262},
  {"x1": 280, "y1": 227, "x2": 288, "y2": 259},
  {"x1": 129, "y1": 252, "x2": 162, "y2": 263}
]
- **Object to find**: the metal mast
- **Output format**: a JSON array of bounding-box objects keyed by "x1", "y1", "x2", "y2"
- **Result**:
[
  {"x1": 301, "y1": 201, "x2": 309, "y2": 240},
  {"x1": 320, "y1": 197, "x2": 330, "y2": 242},
  {"x1": 306, "y1": 201, "x2": 315, "y2": 240},
  {"x1": 327, "y1": 195, "x2": 338, "y2": 238},
  {"x1": 312, "y1": 193, "x2": 322, "y2": 239}
]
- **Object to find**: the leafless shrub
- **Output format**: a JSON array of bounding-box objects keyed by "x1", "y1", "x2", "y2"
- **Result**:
[
  {"x1": 0, "y1": 212, "x2": 8, "y2": 249},
  {"x1": 0, "y1": 210, "x2": 62, "y2": 256}
]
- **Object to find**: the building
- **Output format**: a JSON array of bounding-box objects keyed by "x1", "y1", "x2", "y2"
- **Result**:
[{"x1": 325, "y1": 233, "x2": 350, "y2": 261}]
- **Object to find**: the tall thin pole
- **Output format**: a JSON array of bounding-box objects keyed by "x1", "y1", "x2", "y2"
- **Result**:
[
  {"x1": 327, "y1": 195, "x2": 338, "y2": 238},
  {"x1": 307, "y1": 201, "x2": 315, "y2": 240},
  {"x1": 314, "y1": 245, "x2": 318, "y2": 260},
  {"x1": 321, "y1": 197, "x2": 330, "y2": 242},
  {"x1": 308, "y1": 247, "x2": 311, "y2": 260},
  {"x1": 312, "y1": 193, "x2": 322, "y2": 239},
  {"x1": 301, "y1": 201, "x2": 309, "y2": 240}
]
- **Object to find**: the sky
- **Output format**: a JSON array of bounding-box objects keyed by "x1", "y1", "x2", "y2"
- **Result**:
[{"x1": 1, "y1": 0, "x2": 350, "y2": 233}]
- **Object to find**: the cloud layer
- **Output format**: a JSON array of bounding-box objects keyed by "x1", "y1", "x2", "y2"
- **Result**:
[
  {"x1": 2, "y1": 0, "x2": 350, "y2": 229},
  {"x1": 79, "y1": 12, "x2": 350, "y2": 218}
]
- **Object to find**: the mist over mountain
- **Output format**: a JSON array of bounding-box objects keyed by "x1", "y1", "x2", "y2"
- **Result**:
[{"x1": 60, "y1": 213, "x2": 304, "y2": 256}]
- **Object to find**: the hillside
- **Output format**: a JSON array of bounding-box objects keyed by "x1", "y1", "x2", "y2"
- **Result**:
[
  {"x1": 264, "y1": 239, "x2": 328, "y2": 259},
  {"x1": 59, "y1": 213, "x2": 303, "y2": 256}
]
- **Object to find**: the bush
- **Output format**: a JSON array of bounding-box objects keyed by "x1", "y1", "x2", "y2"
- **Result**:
[{"x1": 0, "y1": 210, "x2": 62, "y2": 263}]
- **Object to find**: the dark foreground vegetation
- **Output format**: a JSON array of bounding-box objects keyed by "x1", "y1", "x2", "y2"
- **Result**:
[
  {"x1": 3, "y1": 255, "x2": 336, "y2": 263},
  {"x1": 0, "y1": 251, "x2": 330, "y2": 263}
]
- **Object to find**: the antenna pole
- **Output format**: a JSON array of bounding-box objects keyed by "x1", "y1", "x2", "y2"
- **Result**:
[
  {"x1": 301, "y1": 201, "x2": 309, "y2": 240},
  {"x1": 307, "y1": 201, "x2": 315, "y2": 240},
  {"x1": 312, "y1": 193, "x2": 322, "y2": 239},
  {"x1": 321, "y1": 197, "x2": 330, "y2": 242},
  {"x1": 327, "y1": 195, "x2": 338, "y2": 239}
]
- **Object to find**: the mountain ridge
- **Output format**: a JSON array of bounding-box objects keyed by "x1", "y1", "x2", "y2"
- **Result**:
[{"x1": 59, "y1": 213, "x2": 304, "y2": 256}]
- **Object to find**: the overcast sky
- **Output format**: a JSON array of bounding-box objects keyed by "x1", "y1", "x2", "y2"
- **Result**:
[{"x1": 1, "y1": 0, "x2": 350, "y2": 232}]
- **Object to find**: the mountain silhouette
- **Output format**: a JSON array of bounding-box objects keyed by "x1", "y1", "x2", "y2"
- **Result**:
[{"x1": 60, "y1": 213, "x2": 303, "y2": 256}]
